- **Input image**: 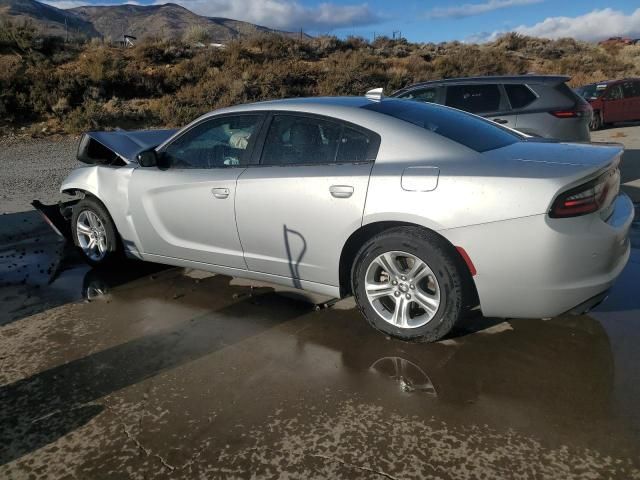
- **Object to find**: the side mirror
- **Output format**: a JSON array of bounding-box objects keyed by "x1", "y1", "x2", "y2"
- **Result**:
[{"x1": 137, "y1": 150, "x2": 157, "y2": 167}]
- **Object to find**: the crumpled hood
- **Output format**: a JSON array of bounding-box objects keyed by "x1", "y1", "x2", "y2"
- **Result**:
[{"x1": 81, "y1": 129, "x2": 178, "y2": 164}]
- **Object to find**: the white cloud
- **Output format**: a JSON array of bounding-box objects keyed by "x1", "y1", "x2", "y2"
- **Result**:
[
  {"x1": 156, "y1": 0, "x2": 381, "y2": 32},
  {"x1": 471, "y1": 7, "x2": 640, "y2": 42},
  {"x1": 428, "y1": 0, "x2": 543, "y2": 20}
]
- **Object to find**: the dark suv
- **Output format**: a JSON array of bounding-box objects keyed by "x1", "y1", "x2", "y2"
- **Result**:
[{"x1": 391, "y1": 75, "x2": 592, "y2": 142}]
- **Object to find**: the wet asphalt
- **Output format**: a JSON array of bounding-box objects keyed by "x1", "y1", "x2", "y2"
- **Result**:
[{"x1": 0, "y1": 209, "x2": 639, "y2": 479}]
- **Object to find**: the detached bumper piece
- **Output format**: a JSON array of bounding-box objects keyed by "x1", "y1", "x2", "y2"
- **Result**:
[
  {"x1": 567, "y1": 290, "x2": 609, "y2": 316},
  {"x1": 31, "y1": 200, "x2": 78, "y2": 241}
]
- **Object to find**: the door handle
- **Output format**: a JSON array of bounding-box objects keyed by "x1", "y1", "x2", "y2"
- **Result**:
[
  {"x1": 330, "y1": 185, "x2": 354, "y2": 198},
  {"x1": 492, "y1": 118, "x2": 509, "y2": 124},
  {"x1": 212, "y1": 187, "x2": 230, "y2": 199}
]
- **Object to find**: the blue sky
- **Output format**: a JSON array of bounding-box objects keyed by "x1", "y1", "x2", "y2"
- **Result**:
[{"x1": 44, "y1": 0, "x2": 640, "y2": 43}]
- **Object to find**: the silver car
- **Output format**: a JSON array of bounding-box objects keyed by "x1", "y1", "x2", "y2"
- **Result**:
[
  {"x1": 54, "y1": 96, "x2": 633, "y2": 342},
  {"x1": 391, "y1": 76, "x2": 593, "y2": 142}
]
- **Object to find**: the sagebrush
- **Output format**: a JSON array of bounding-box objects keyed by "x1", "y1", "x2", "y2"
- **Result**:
[{"x1": 1, "y1": 22, "x2": 639, "y2": 134}]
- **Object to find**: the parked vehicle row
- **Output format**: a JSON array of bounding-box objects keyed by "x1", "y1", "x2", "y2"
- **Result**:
[
  {"x1": 575, "y1": 78, "x2": 640, "y2": 130},
  {"x1": 38, "y1": 92, "x2": 633, "y2": 343}
]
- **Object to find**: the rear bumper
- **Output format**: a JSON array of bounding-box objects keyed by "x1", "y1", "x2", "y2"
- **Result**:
[{"x1": 441, "y1": 193, "x2": 634, "y2": 318}]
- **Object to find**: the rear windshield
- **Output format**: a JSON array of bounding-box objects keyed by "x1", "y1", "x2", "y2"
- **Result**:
[{"x1": 362, "y1": 99, "x2": 521, "y2": 153}]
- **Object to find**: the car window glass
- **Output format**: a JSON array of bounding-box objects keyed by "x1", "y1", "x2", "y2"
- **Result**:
[
  {"x1": 445, "y1": 84, "x2": 501, "y2": 113},
  {"x1": 504, "y1": 84, "x2": 537, "y2": 109},
  {"x1": 336, "y1": 127, "x2": 372, "y2": 163},
  {"x1": 401, "y1": 87, "x2": 438, "y2": 103},
  {"x1": 363, "y1": 99, "x2": 520, "y2": 153},
  {"x1": 608, "y1": 85, "x2": 624, "y2": 100},
  {"x1": 163, "y1": 115, "x2": 262, "y2": 168},
  {"x1": 261, "y1": 115, "x2": 342, "y2": 165},
  {"x1": 622, "y1": 81, "x2": 638, "y2": 98}
]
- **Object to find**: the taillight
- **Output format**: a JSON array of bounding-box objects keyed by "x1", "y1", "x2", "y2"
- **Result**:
[
  {"x1": 550, "y1": 169, "x2": 619, "y2": 218},
  {"x1": 550, "y1": 103, "x2": 592, "y2": 119}
]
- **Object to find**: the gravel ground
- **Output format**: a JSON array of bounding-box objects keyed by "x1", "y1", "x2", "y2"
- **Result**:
[{"x1": 0, "y1": 136, "x2": 79, "y2": 215}]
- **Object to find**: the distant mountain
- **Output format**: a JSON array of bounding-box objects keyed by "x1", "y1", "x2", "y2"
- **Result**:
[
  {"x1": 0, "y1": 0, "x2": 306, "y2": 42},
  {"x1": 0, "y1": 0, "x2": 98, "y2": 38}
]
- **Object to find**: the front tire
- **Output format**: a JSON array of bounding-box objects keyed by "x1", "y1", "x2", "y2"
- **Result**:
[
  {"x1": 71, "y1": 197, "x2": 122, "y2": 266},
  {"x1": 352, "y1": 227, "x2": 465, "y2": 343},
  {"x1": 590, "y1": 111, "x2": 603, "y2": 131}
]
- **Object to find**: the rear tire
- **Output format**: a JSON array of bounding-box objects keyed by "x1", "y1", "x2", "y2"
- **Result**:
[
  {"x1": 352, "y1": 227, "x2": 465, "y2": 343},
  {"x1": 71, "y1": 197, "x2": 122, "y2": 267}
]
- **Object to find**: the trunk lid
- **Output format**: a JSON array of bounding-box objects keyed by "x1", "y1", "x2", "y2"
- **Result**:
[{"x1": 491, "y1": 139, "x2": 623, "y2": 173}]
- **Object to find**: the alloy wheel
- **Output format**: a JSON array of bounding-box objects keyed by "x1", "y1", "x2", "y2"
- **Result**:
[
  {"x1": 364, "y1": 251, "x2": 441, "y2": 329},
  {"x1": 76, "y1": 210, "x2": 108, "y2": 262}
]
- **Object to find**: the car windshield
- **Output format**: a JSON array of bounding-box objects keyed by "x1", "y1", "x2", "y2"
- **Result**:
[
  {"x1": 576, "y1": 84, "x2": 608, "y2": 100},
  {"x1": 362, "y1": 99, "x2": 521, "y2": 153}
]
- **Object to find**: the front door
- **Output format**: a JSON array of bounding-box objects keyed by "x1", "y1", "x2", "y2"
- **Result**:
[
  {"x1": 129, "y1": 114, "x2": 265, "y2": 269},
  {"x1": 235, "y1": 114, "x2": 380, "y2": 287},
  {"x1": 603, "y1": 84, "x2": 626, "y2": 123}
]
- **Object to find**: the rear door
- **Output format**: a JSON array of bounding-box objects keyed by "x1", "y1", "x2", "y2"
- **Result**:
[
  {"x1": 622, "y1": 81, "x2": 640, "y2": 121},
  {"x1": 235, "y1": 113, "x2": 380, "y2": 287},
  {"x1": 129, "y1": 114, "x2": 265, "y2": 268},
  {"x1": 444, "y1": 83, "x2": 516, "y2": 129}
]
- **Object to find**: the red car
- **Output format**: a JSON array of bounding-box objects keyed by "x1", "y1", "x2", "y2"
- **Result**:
[{"x1": 576, "y1": 79, "x2": 640, "y2": 130}]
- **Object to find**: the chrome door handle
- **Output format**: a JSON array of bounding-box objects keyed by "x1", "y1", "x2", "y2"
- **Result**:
[
  {"x1": 212, "y1": 187, "x2": 230, "y2": 199},
  {"x1": 330, "y1": 185, "x2": 354, "y2": 198}
]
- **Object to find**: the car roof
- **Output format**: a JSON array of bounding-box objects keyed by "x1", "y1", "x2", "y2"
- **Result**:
[
  {"x1": 392, "y1": 75, "x2": 570, "y2": 94},
  {"x1": 581, "y1": 77, "x2": 640, "y2": 86},
  {"x1": 246, "y1": 96, "x2": 374, "y2": 109}
]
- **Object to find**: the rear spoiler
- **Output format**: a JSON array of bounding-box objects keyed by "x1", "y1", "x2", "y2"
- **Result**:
[{"x1": 77, "y1": 129, "x2": 177, "y2": 165}]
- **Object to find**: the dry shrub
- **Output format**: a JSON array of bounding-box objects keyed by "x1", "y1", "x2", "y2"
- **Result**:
[{"x1": 2, "y1": 31, "x2": 640, "y2": 133}]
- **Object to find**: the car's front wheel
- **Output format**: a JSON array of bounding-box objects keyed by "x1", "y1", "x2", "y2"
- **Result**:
[
  {"x1": 352, "y1": 227, "x2": 465, "y2": 343},
  {"x1": 590, "y1": 111, "x2": 603, "y2": 131},
  {"x1": 71, "y1": 197, "x2": 122, "y2": 266}
]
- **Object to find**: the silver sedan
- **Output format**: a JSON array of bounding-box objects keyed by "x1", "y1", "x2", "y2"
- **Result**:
[{"x1": 57, "y1": 96, "x2": 634, "y2": 342}]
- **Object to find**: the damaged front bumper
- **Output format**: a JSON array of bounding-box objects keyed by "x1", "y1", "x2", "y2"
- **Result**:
[{"x1": 31, "y1": 199, "x2": 78, "y2": 241}]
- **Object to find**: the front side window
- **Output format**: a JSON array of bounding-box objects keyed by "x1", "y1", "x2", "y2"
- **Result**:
[
  {"x1": 400, "y1": 87, "x2": 438, "y2": 103},
  {"x1": 607, "y1": 85, "x2": 624, "y2": 100},
  {"x1": 445, "y1": 84, "x2": 502, "y2": 114},
  {"x1": 163, "y1": 115, "x2": 263, "y2": 168}
]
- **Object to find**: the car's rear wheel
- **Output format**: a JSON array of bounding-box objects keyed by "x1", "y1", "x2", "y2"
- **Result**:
[
  {"x1": 71, "y1": 197, "x2": 122, "y2": 266},
  {"x1": 352, "y1": 227, "x2": 464, "y2": 343}
]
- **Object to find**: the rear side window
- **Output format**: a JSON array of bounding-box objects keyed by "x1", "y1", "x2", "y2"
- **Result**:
[
  {"x1": 505, "y1": 84, "x2": 537, "y2": 109},
  {"x1": 622, "y1": 81, "x2": 638, "y2": 98},
  {"x1": 445, "y1": 84, "x2": 501, "y2": 114},
  {"x1": 363, "y1": 99, "x2": 521, "y2": 153},
  {"x1": 336, "y1": 127, "x2": 372, "y2": 163},
  {"x1": 260, "y1": 115, "x2": 378, "y2": 166}
]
